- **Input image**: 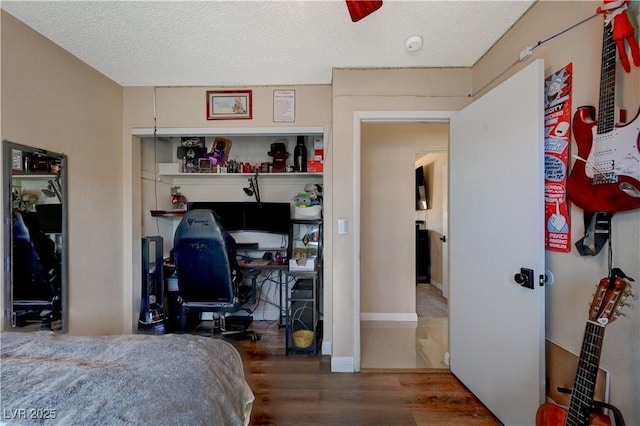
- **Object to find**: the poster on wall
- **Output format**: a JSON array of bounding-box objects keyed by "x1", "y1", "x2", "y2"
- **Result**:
[
  {"x1": 273, "y1": 90, "x2": 295, "y2": 123},
  {"x1": 544, "y1": 63, "x2": 572, "y2": 252}
]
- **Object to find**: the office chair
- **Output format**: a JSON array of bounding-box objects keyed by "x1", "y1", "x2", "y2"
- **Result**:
[
  {"x1": 173, "y1": 209, "x2": 259, "y2": 341},
  {"x1": 11, "y1": 210, "x2": 61, "y2": 328}
]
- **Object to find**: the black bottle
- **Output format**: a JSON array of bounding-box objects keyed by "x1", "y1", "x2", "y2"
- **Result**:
[{"x1": 294, "y1": 136, "x2": 307, "y2": 172}]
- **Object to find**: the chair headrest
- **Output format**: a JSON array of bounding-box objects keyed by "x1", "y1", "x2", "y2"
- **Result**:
[{"x1": 174, "y1": 209, "x2": 224, "y2": 242}]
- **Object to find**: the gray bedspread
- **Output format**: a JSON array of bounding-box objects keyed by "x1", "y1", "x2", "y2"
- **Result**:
[{"x1": 0, "y1": 331, "x2": 254, "y2": 425}]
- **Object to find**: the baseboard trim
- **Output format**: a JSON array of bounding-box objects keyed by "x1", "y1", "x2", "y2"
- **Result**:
[
  {"x1": 331, "y1": 356, "x2": 355, "y2": 372},
  {"x1": 360, "y1": 312, "x2": 418, "y2": 322},
  {"x1": 429, "y1": 280, "x2": 443, "y2": 292},
  {"x1": 321, "y1": 340, "x2": 331, "y2": 355}
]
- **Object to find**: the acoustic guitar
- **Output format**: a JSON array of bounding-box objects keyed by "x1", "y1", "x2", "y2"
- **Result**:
[
  {"x1": 536, "y1": 268, "x2": 633, "y2": 426},
  {"x1": 566, "y1": 21, "x2": 640, "y2": 213}
]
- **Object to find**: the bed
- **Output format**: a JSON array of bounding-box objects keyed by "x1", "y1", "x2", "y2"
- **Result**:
[{"x1": 0, "y1": 331, "x2": 254, "y2": 425}]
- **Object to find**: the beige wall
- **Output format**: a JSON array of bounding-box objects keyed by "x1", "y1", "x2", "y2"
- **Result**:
[
  {"x1": 1, "y1": 11, "x2": 124, "y2": 334},
  {"x1": 333, "y1": 1, "x2": 639, "y2": 419},
  {"x1": 331, "y1": 68, "x2": 471, "y2": 357},
  {"x1": 477, "y1": 1, "x2": 640, "y2": 421},
  {"x1": 3, "y1": 1, "x2": 639, "y2": 420},
  {"x1": 122, "y1": 85, "x2": 333, "y2": 336},
  {"x1": 360, "y1": 123, "x2": 447, "y2": 316}
]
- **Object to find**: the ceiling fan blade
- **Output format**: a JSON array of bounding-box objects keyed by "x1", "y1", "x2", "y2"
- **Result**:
[{"x1": 346, "y1": 0, "x2": 383, "y2": 22}]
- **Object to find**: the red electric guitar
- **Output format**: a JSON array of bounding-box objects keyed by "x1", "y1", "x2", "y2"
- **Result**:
[
  {"x1": 566, "y1": 22, "x2": 640, "y2": 213},
  {"x1": 536, "y1": 269, "x2": 633, "y2": 426}
]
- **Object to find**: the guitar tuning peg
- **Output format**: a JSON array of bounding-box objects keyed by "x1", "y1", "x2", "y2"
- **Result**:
[
  {"x1": 620, "y1": 302, "x2": 635, "y2": 311},
  {"x1": 615, "y1": 303, "x2": 635, "y2": 319}
]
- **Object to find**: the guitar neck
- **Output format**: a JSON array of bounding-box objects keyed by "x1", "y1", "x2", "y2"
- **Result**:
[
  {"x1": 597, "y1": 23, "x2": 617, "y2": 134},
  {"x1": 565, "y1": 321, "x2": 606, "y2": 426}
]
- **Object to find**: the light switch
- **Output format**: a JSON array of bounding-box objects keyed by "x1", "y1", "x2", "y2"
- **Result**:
[{"x1": 338, "y1": 218, "x2": 348, "y2": 235}]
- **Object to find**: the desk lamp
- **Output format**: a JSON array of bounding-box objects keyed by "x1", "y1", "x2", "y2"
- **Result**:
[{"x1": 243, "y1": 173, "x2": 261, "y2": 207}]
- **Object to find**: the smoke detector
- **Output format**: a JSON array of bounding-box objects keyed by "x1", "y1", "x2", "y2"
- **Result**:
[{"x1": 405, "y1": 35, "x2": 423, "y2": 52}]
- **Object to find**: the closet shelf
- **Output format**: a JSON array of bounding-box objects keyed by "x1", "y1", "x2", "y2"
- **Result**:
[
  {"x1": 157, "y1": 172, "x2": 322, "y2": 178},
  {"x1": 150, "y1": 209, "x2": 186, "y2": 217}
]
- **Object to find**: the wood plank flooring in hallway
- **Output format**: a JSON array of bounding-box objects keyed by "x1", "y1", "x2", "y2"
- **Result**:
[{"x1": 229, "y1": 321, "x2": 502, "y2": 426}]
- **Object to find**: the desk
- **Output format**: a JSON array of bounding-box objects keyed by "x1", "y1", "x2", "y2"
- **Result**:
[
  {"x1": 163, "y1": 261, "x2": 291, "y2": 331},
  {"x1": 239, "y1": 261, "x2": 289, "y2": 327},
  {"x1": 165, "y1": 258, "x2": 291, "y2": 329}
]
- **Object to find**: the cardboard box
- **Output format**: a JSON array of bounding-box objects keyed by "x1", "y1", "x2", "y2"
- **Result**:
[
  {"x1": 313, "y1": 136, "x2": 324, "y2": 150},
  {"x1": 289, "y1": 258, "x2": 315, "y2": 271},
  {"x1": 307, "y1": 161, "x2": 323, "y2": 173},
  {"x1": 158, "y1": 163, "x2": 180, "y2": 174},
  {"x1": 313, "y1": 136, "x2": 324, "y2": 160}
]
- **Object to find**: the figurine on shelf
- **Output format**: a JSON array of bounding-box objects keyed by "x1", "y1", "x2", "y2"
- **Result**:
[
  {"x1": 12, "y1": 187, "x2": 38, "y2": 212},
  {"x1": 293, "y1": 192, "x2": 313, "y2": 207},
  {"x1": 209, "y1": 137, "x2": 232, "y2": 164},
  {"x1": 170, "y1": 186, "x2": 187, "y2": 210},
  {"x1": 304, "y1": 183, "x2": 323, "y2": 206}
]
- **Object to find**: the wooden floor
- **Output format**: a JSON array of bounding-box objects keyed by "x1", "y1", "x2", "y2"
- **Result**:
[{"x1": 229, "y1": 321, "x2": 502, "y2": 426}]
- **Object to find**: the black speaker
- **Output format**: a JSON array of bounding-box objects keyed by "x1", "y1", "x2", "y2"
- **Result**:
[{"x1": 416, "y1": 229, "x2": 430, "y2": 283}]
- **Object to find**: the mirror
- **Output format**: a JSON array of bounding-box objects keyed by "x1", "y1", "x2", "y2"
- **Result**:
[{"x1": 3, "y1": 140, "x2": 67, "y2": 332}]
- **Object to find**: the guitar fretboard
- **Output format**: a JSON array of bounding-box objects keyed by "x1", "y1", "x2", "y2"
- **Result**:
[
  {"x1": 597, "y1": 23, "x2": 617, "y2": 135},
  {"x1": 565, "y1": 321, "x2": 605, "y2": 426}
]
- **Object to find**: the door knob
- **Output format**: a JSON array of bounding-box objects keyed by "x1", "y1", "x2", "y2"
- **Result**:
[
  {"x1": 514, "y1": 267, "x2": 534, "y2": 289},
  {"x1": 440, "y1": 235, "x2": 447, "y2": 242}
]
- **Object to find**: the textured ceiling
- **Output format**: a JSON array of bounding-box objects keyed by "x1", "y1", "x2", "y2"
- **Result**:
[{"x1": 1, "y1": 0, "x2": 535, "y2": 87}]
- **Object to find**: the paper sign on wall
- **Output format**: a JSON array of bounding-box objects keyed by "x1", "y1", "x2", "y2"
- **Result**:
[
  {"x1": 273, "y1": 90, "x2": 295, "y2": 123},
  {"x1": 544, "y1": 63, "x2": 572, "y2": 252}
]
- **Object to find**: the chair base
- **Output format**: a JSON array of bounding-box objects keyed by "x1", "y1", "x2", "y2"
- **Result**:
[
  {"x1": 179, "y1": 311, "x2": 260, "y2": 342},
  {"x1": 13, "y1": 308, "x2": 61, "y2": 330},
  {"x1": 220, "y1": 329, "x2": 261, "y2": 342}
]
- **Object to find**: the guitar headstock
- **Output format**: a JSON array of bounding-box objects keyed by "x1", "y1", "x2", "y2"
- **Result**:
[{"x1": 589, "y1": 268, "x2": 634, "y2": 325}]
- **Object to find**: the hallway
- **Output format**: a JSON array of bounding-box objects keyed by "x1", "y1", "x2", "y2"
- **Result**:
[{"x1": 361, "y1": 283, "x2": 448, "y2": 370}]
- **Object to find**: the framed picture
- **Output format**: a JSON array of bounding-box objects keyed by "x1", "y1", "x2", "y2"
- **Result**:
[
  {"x1": 206, "y1": 90, "x2": 252, "y2": 120},
  {"x1": 11, "y1": 149, "x2": 23, "y2": 171},
  {"x1": 197, "y1": 158, "x2": 213, "y2": 173},
  {"x1": 209, "y1": 137, "x2": 232, "y2": 163}
]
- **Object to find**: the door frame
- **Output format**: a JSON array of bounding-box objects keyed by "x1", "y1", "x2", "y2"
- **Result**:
[
  {"x1": 441, "y1": 165, "x2": 449, "y2": 299},
  {"x1": 352, "y1": 110, "x2": 455, "y2": 371}
]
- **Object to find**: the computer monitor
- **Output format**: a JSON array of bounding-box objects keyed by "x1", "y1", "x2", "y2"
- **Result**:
[
  {"x1": 188, "y1": 202, "x2": 244, "y2": 231},
  {"x1": 35, "y1": 204, "x2": 63, "y2": 234},
  {"x1": 186, "y1": 202, "x2": 291, "y2": 234},
  {"x1": 243, "y1": 202, "x2": 291, "y2": 234}
]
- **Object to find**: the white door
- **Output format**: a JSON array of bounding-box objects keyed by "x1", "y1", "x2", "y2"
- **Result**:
[
  {"x1": 441, "y1": 165, "x2": 449, "y2": 299},
  {"x1": 449, "y1": 59, "x2": 546, "y2": 425}
]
